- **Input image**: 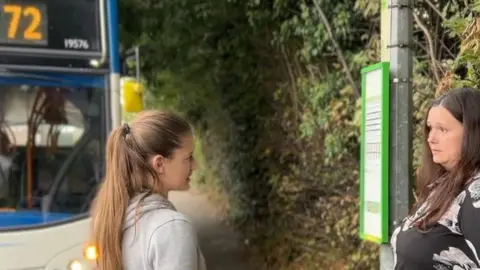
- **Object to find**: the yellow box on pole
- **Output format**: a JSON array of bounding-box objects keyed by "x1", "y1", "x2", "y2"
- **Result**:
[{"x1": 121, "y1": 78, "x2": 144, "y2": 113}]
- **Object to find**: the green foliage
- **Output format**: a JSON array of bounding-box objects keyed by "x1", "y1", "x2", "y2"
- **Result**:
[{"x1": 118, "y1": 0, "x2": 480, "y2": 268}]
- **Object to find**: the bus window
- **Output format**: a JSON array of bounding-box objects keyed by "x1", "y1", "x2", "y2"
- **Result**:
[{"x1": 0, "y1": 85, "x2": 104, "y2": 229}]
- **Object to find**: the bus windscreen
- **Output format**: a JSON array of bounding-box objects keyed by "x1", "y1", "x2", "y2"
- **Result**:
[{"x1": 0, "y1": 84, "x2": 104, "y2": 229}]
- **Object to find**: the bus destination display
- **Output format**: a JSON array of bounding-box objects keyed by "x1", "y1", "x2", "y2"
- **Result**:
[{"x1": 0, "y1": 0, "x2": 102, "y2": 54}]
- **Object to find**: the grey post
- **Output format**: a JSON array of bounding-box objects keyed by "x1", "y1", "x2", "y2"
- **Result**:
[{"x1": 380, "y1": 0, "x2": 414, "y2": 269}]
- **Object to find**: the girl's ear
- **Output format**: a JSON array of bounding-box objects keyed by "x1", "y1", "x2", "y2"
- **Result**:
[{"x1": 151, "y1": 155, "x2": 165, "y2": 174}]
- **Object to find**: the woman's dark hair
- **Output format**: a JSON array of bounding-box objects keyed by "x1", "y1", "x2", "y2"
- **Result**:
[{"x1": 415, "y1": 87, "x2": 480, "y2": 229}]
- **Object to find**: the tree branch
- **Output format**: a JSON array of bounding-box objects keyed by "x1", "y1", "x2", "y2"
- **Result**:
[
  {"x1": 413, "y1": 11, "x2": 441, "y2": 83},
  {"x1": 281, "y1": 45, "x2": 300, "y2": 132},
  {"x1": 425, "y1": 0, "x2": 446, "y2": 20},
  {"x1": 312, "y1": 0, "x2": 359, "y2": 98}
]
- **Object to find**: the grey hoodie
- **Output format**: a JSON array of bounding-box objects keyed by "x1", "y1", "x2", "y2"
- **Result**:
[{"x1": 122, "y1": 193, "x2": 207, "y2": 270}]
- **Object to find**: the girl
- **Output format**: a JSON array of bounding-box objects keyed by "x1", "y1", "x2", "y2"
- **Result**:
[{"x1": 90, "y1": 110, "x2": 206, "y2": 270}]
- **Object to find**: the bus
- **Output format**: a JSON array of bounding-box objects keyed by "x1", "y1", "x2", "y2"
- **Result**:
[{"x1": 0, "y1": 0, "x2": 144, "y2": 269}]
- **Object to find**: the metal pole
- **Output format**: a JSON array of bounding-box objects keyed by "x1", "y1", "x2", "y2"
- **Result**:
[
  {"x1": 135, "y1": 46, "x2": 140, "y2": 82},
  {"x1": 380, "y1": 0, "x2": 414, "y2": 269},
  {"x1": 381, "y1": 0, "x2": 391, "y2": 62},
  {"x1": 107, "y1": 0, "x2": 122, "y2": 127}
]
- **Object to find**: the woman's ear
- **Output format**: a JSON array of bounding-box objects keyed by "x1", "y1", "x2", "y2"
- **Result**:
[{"x1": 151, "y1": 155, "x2": 165, "y2": 174}]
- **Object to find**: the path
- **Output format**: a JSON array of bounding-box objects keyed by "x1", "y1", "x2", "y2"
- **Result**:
[{"x1": 169, "y1": 190, "x2": 253, "y2": 270}]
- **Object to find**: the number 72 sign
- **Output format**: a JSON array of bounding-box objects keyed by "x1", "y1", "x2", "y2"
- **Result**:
[
  {"x1": 0, "y1": 0, "x2": 102, "y2": 58},
  {"x1": 0, "y1": 2, "x2": 47, "y2": 45}
]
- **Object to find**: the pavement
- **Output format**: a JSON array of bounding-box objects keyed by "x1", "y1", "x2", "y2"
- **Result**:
[{"x1": 169, "y1": 190, "x2": 253, "y2": 270}]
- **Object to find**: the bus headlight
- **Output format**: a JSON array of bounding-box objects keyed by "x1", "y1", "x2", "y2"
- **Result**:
[
  {"x1": 89, "y1": 59, "x2": 100, "y2": 68},
  {"x1": 84, "y1": 244, "x2": 98, "y2": 261},
  {"x1": 68, "y1": 260, "x2": 83, "y2": 270}
]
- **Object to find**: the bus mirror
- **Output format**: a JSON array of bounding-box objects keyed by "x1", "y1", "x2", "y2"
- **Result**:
[{"x1": 121, "y1": 78, "x2": 144, "y2": 113}]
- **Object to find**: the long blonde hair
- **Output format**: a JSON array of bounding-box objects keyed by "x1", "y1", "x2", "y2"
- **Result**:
[{"x1": 90, "y1": 110, "x2": 192, "y2": 270}]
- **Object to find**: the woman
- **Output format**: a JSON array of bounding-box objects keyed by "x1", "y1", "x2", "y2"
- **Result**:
[
  {"x1": 391, "y1": 87, "x2": 480, "y2": 269},
  {"x1": 90, "y1": 110, "x2": 207, "y2": 270}
]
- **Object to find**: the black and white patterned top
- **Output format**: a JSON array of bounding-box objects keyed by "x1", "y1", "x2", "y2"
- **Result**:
[{"x1": 391, "y1": 174, "x2": 480, "y2": 269}]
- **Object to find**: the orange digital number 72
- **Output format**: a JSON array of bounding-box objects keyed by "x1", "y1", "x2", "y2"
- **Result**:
[{"x1": 3, "y1": 4, "x2": 42, "y2": 40}]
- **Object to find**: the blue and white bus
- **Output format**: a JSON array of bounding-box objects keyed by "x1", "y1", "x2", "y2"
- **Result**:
[{"x1": 0, "y1": 0, "x2": 143, "y2": 269}]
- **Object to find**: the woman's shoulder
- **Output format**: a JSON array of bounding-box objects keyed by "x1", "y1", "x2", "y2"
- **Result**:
[
  {"x1": 462, "y1": 173, "x2": 480, "y2": 208},
  {"x1": 466, "y1": 173, "x2": 480, "y2": 191}
]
